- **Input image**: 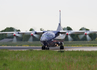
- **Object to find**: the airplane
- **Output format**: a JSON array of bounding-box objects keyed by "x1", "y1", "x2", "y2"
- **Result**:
[{"x1": 0, "y1": 10, "x2": 97, "y2": 50}]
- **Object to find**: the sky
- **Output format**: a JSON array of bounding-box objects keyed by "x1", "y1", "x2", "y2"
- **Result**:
[{"x1": 0, "y1": 0, "x2": 97, "y2": 31}]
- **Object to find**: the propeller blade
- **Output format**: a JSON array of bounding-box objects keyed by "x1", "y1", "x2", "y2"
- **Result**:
[
  {"x1": 33, "y1": 34, "x2": 39, "y2": 38},
  {"x1": 68, "y1": 35, "x2": 73, "y2": 41},
  {"x1": 30, "y1": 31, "x2": 39, "y2": 38},
  {"x1": 28, "y1": 36, "x2": 33, "y2": 42},
  {"x1": 86, "y1": 35, "x2": 91, "y2": 41},
  {"x1": 78, "y1": 34, "x2": 85, "y2": 39},
  {"x1": 13, "y1": 36, "x2": 17, "y2": 42}
]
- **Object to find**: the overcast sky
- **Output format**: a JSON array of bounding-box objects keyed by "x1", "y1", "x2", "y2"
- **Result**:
[{"x1": 0, "y1": 0, "x2": 97, "y2": 31}]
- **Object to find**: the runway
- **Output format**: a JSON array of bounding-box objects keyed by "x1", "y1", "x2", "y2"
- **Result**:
[{"x1": 0, "y1": 46, "x2": 97, "y2": 51}]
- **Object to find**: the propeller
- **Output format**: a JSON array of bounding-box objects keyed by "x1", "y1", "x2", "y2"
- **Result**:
[
  {"x1": 65, "y1": 32, "x2": 73, "y2": 41},
  {"x1": 12, "y1": 32, "x2": 22, "y2": 42},
  {"x1": 63, "y1": 27, "x2": 73, "y2": 41},
  {"x1": 13, "y1": 33, "x2": 17, "y2": 42},
  {"x1": 78, "y1": 31, "x2": 91, "y2": 41},
  {"x1": 28, "y1": 31, "x2": 39, "y2": 42},
  {"x1": 7, "y1": 29, "x2": 22, "y2": 42}
]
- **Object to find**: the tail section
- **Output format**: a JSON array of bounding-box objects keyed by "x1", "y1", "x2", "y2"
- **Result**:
[
  {"x1": 57, "y1": 23, "x2": 63, "y2": 31},
  {"x1": 57, "y1": 10, "x2": 63, "y2": 31},
  {"x1": 56, "y1": 10, "x2": 65, "y2": 40}
]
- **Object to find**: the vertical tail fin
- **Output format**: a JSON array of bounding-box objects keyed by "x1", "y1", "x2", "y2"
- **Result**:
[{"x1": 57, "y1": 10, "x2": 63, "y2": 31}]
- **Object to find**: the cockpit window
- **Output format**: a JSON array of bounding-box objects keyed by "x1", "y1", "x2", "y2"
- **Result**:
[
  {"x1": 43, "y1": 32, "x2": 55, "y2": 38},
  {"x1": 41, "y1": 31, "x2": 55, "y2": 41}
]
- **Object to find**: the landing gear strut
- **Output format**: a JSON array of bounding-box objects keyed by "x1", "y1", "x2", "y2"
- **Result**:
[{"x1": 60, "y1": 42, "x2": 64, "y2": 50}]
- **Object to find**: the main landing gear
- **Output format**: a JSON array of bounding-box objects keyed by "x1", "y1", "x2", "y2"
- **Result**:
[
  {"x1": 59, "y1": 42, "x2": 64, "y2": 50},
  {"x1": 60, "y1": 45, "x2": 64, "y2": 49},
  {"x1": 42, "y1": 46, "x2": 49, "y2": 50},
  {"x1": 41, "y1": 42, "x2": 64, "y2": 50}
]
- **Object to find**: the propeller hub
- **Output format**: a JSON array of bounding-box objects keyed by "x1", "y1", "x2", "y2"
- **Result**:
[
  {"x1": 66, "y1": 33, "x2": 69, "y2": 35},
  {"x1": 31, "y1": 33, "x2": 33, "y2": 36},
  {"x1": 85, "y1": 33, "x2": 87, "y2": 35},
  {"x1": 13, "y1": 34, "x2": 16, "y2": 36}
]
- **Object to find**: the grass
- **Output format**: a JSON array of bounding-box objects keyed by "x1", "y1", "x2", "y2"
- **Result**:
[
  {"x1": 0, "y1": 50, "x2": 97, "y2": 70},
  {"x1": 0, "y1": 41, "x2": 41, "y2": 46}
]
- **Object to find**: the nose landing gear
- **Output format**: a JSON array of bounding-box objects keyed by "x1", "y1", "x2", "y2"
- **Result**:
[{"x1": 42, "y1": 46, "x2": 49, "y2": 50}]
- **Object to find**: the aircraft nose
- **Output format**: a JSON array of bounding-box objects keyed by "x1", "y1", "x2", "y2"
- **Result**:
[{"x1": 40, "y1": 36, "x2": 48, "y2": 41}]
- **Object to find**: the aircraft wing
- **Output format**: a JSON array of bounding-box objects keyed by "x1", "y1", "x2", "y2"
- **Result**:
[
  {"x1": 69, "y1": 31, "x2": 85, "y2": 34},
  {"x1": 58, "y1": 31, "x2": 67, "y2": 34},
  {"x1": 70, "y1": 31, "x2": 97, "y2": 34},
  {"x1": 0, "y1": 31, "x2": 30, "y2": 34},
  {"x1": 59, "y1": 31, "x2": 85, "y2": 34},
  {"x1": 59, "y1": 30, "x2": 97, "y2": 37},
  {"x1": 0, "y1": 31, "x2": 44, "y2": 34},
  {"x1": 59, "y1": 30, "x2": 97, "y2": 34},
  {"x1": 0, "y1": 30, "x2": 97, "y2": 35},
  {"x1": 0, "y1": 32, "x2": 15, "y2": 34},
  {"x1": 89, "y1": 31, "x2": 97, "y2": 34}
]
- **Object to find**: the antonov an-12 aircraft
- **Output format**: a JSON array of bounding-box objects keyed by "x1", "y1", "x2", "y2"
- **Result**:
[{"x1": 0, "y1": 10, "x2": 97, "y2": 50}]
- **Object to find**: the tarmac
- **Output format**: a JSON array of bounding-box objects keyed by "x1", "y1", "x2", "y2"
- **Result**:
[{"x1": 0, "y1": 46, "x2": 97, "y2": 51}]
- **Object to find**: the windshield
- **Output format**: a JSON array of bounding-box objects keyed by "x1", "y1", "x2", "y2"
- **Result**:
[{"x1": 40, "y1": 31, "x2": 55, "y2": 41}]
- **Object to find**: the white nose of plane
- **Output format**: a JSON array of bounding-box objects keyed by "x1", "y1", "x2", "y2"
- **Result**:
[
  {"x1": 40, "y1": 36, "x2": 48, "y2": 41},
  {"x1": 40, "y1": 31, "x2": 55, "y2": 42}
]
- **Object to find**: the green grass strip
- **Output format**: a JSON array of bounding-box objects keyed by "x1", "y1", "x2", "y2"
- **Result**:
[{"x1": 0, "y1": 49, "x2": 97, "y2": 70}]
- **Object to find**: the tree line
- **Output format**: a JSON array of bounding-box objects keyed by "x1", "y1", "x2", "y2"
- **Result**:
[{"x1": 0, "y1": 27, "x2": 96, "y2": 41}]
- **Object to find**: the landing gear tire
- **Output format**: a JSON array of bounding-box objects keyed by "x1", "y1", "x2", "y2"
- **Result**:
[
  {"x1": 60, "y1": 46, "x2": 64, "y2": 49},
  {"x1": 42, "y1": 46, "x2": 45, "y2": 50}
]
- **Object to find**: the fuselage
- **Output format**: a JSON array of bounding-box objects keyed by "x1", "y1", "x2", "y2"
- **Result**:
[{"x1": 40, "y1": 31, "x2": 64, "y2": 47}]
